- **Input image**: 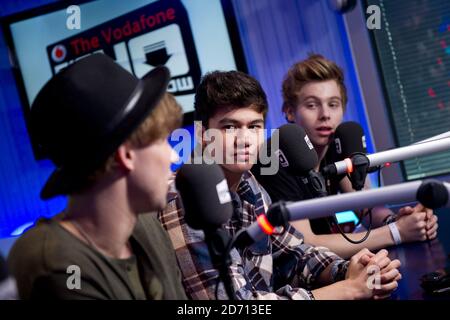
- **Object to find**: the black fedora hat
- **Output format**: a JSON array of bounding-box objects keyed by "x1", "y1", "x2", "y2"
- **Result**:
[{"x1": 31, "y1": 53, "x2": 170, "y2": 199}]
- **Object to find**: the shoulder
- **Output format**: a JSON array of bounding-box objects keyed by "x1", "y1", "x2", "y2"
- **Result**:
[
  {"x1": 137, "y1": 213, "x2": 173, "y2": 245},
  {"x1": 9, "y1": 217, "x2": 109, "y2": 276},
  {"x1": 7, "y1": 218, "x2": 89, "y2": 299},
  {"x1": 8, "y1": 218, "x2": 64, "y2": 270}
]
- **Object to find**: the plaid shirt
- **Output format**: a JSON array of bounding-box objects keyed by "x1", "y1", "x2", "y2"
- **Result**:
[{"x1": 158, "y1": 171, "x2": 349, "y2": 300}]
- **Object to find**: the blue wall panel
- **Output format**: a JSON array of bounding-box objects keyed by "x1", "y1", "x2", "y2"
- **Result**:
[{"x1": 0, "y1": 0, "x2": 67, "y2": 238}]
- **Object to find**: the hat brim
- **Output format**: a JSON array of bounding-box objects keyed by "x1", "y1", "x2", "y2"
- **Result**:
[{"x1": 40, "y1": 65, "x2": 171, "y2": 200}]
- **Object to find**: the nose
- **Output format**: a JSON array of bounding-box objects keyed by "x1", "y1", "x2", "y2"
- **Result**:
[
  {"x1": 235, "y1": 128, "x2": 251, "y2": 148},
  {"x1": 319, "y1": 105, "x2": 331, "y2": 120}
]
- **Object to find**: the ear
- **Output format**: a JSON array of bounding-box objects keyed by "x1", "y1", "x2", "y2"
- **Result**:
[
  {"x1": 194, "y1": 121, "x2": 207, "y2": 149},
  {"x1": 115, "y1": 143, "x2": 135, "y2": 172},
  {"x1": 201, "y1": 125, "x2": 207, "y2": 149},
  {"x1": 285, "y1": 105, "x2": 296, "y2": 123}
]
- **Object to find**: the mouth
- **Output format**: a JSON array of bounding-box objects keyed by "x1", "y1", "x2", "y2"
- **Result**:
[
  {"x1": 233, "y1": 151, "x2": 253, "y2": 162},
  {"x1": 315, "y1": 126, "x2": 334, "y2": 137},
  {"x1": 234, "y1": 152, "x2": 251, "y2": 157}
]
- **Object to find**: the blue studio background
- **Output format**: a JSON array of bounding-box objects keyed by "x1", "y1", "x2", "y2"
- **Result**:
[{"x1": 0, "y1": 0, "x2": 374, "y2": 241}]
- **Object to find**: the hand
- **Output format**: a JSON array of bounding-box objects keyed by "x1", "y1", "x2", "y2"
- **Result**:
[
  {"x1": 424, "y1": 206, "x2": 438, "y2": 240},
  {"x1": 396, "y1": 204, "x2": 427, "y2": 243},
  {"x1": 347, "y1": 249, "x2": 401, "y2": 300},
  {"x1": 369, "y1": 255, "x2": 402, "y2": 300},
  {"x1": 397, "y1": 205, "x2": 414, "y2": 218},
  {"x1": 345, "y1": 249, "x2": 375, "y2": 299},
  {"x1": 360, "y1": 249, "x2": 401, "y2": 278}
]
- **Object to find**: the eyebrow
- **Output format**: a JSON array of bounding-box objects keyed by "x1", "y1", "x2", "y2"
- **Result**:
[
  {"x1": 218, "y1": 118, "x2": 265, "y2": 125},
  {"x1": 302, "y1": 95, "x2": 342, "y2": 101}
]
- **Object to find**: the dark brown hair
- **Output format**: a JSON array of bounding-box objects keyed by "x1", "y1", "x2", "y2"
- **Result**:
[{"x1": 194, "y1": 70, "x2": 268, "y2": 126}]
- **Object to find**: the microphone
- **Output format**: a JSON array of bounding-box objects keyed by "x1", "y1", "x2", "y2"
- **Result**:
[
  {"x1": 323, "y1": 121, "x2": 368, "y2": 190},
  {"x1": 176, "y1": 163, "x2": 296, "y2": 298},
  {"x1": 175, "y1": 163, "x2": 236, "y2": 299},
  {"x1": 416, "y1": 180, "x2": 450, "y2": 210},
  {"x1": 176, "y1": 161, "x2": 286, "y2": 247},
  {"x1": 322, "y1": 131, "x2": 450, "y2": 188},
  {"x1": 175, "y1": 162, "x2": 232, "y2": 230},
  {"x1": 276, "y1": 124, "x2": 327, "y2": 197},
  {"x1": 277, "y1": 123, "x2": 318, "y2": 174},
  {"x1": 328, "y1": 121, "x2": 367, "y2": 161}
]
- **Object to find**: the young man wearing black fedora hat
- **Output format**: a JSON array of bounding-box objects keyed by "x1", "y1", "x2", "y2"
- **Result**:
[{"x1": 8, "y1": 53, "x2": 187, "y2": 300}]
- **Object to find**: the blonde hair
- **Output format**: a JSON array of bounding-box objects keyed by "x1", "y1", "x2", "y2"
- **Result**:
[
  {"x1": 127, "y1": 93, "x2": 182, "y2": 147},
  {"x1": 75, "y1": 93, "x2": 182, "y2": 192},
  {"x1": 282, "y1": 54, "x2": 347, "y2": 115}
]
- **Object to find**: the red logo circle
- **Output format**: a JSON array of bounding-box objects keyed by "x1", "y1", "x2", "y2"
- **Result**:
[{"x1": 51, "y1": 45, "x2": 67, "y2": 62}]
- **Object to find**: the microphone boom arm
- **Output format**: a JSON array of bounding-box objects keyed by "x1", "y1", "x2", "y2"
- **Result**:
[
  {"x1": 284, "y1": 180, "x2": 450, "y2": 221},
  {"x1": 324, "y1": 137, "x2": 450, "y2": 176}
]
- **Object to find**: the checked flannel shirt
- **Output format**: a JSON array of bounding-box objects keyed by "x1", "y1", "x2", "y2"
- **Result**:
[{"x1": 158, "y1": 171, "x2": 349, "y2": 300}]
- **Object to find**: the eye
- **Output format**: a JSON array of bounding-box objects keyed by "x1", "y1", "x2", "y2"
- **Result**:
[
  {"x1": 305, "y1": 103, "x2": 317, "y2": 109},
  {"x1": 248, "y1": 124, "x2": 263, "y2": 131},
  {"x1": 223, "y1": 125, "x2": 236, "y2": 130},
  {"x1": 329, "y1": 102, "x2": 341, "y2": 109}
]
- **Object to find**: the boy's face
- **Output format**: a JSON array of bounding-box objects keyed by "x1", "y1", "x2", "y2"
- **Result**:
[
  {"x1": 206, "y1": 106, "x2": 265, "y2": 175},
  {"x1": 286, "y1": 80, "x2": 344, "y2": 148},
  {"x1": 129, "y1": 138, "x2": 178, "y2": 212}
]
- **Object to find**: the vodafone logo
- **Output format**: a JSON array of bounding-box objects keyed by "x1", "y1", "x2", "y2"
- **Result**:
[{"x1": 51, "y1": 45, "x2": 67, "y2": 62}]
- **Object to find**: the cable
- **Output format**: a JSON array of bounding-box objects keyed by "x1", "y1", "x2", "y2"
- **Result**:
[
  {"x1": 332, "y1": 164, "x2": 388, "y2": 244},
  {"x1": 377, "y1": 165, "x2": 383, "y2": 188},
  {"x1": 327, "y1": 164, "x2": 388, "y2": 244},
  {"x1": 330, "y1": 207, "x2": 373, "y2": 244}
]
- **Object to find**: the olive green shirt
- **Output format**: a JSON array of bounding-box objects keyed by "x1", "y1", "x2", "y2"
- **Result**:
[{"x1": 8, "y1": 213, "x2": 187, "y2": 300}]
